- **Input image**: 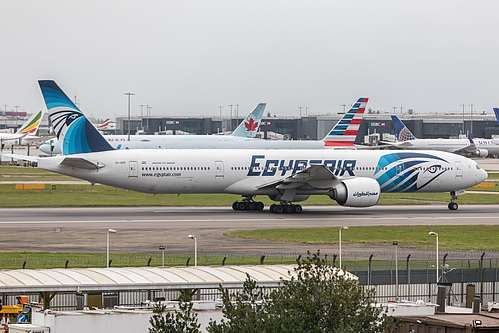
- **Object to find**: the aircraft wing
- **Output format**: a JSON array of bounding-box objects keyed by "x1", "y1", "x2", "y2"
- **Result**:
[
  {"x1": 256, "y1": 164, "x2": 339, "y2": 200},
  {"x1": 379, "y1": 141, "x2": 414, "y2": 148},
  {"x1": 60, "y1": 157, "x2": 106, "y2": 170},
  {"x1": 453, "y1": 138, "x2": 477, "y2": 154},
  {"x1": 1, "y1": 153, "x2": 38, "y2": 163}
]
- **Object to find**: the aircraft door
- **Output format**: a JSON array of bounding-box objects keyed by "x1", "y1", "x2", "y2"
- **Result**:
[
  {"x1": 455, "y1": 161, "x2": 463, "y2": 178},
  {"x1": 215, "y1": 161, "x2": 224, "y2": 178},
  {"x1": 129, "y1": 161, "x2": 138, "y2": 178}
]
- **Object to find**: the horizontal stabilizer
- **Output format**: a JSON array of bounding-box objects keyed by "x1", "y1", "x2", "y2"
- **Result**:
[
  {"x1": 1, "y1": 154, "x2": 38, "y2": 163},
  {"x1": 60, "y1": 157, "x2": 105, "y2": 170}
]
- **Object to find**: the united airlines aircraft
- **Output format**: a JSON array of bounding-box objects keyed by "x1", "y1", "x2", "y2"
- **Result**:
[
  {"x1": 385, "y1": 115, "x2": 499, "y2": 157},
  {"x1": 37, "y1": 80, "x2": 487, "y2": 213}
]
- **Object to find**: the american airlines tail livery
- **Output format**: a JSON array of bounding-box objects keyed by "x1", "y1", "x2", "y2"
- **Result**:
[
  {"x1": 387, "y1": 115, "x2": 499, "y2": 157},
  {"x1": 37, "y1": 80, "x2": 487, "y2": 213}
]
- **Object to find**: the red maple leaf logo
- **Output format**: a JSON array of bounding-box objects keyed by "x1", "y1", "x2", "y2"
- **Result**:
[{"x1": 244, "y1": 118, "x2": 259, "y2": 132}]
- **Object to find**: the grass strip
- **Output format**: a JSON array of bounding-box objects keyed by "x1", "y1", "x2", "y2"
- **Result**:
[{"x1": 226, "y1": 225, "x2": 499, "y2": 251}]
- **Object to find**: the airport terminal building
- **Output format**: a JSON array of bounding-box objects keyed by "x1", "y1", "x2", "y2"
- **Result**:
[{"x1": 115, "y1": 112, "x2": 499, "y2": 144}]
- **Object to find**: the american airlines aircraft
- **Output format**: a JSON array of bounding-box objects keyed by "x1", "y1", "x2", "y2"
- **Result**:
[
  {"x1": 36, "y1": 80, "x2": 487, "y2": 213},
  {"x1": 0, "y1": 110, "x2": 44, "y2": 148},
  {"x1": 385, "y1": 115, "x2": 499, "y2": 157}
]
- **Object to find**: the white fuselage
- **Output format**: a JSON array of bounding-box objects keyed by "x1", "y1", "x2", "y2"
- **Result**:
[
  {"x1": 39, "y1": 135, "x2": 325, "y2": 155},
  {"x1": 395, "y1": 138, "x2": 499, "y2": 155},
  {"x1": 38, "y1": 149, "x2": 487, "y2": 199}
]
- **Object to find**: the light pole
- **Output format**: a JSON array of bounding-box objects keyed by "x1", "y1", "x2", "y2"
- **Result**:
[
  {"x1": 339, "y1": 226, "x2": 348, "y2": 268},
  {"x1": 460, "y1": 104, "x2": 465, "y2": 134},
  {"x1": 393, "y1": 241, "x2": 399, "y2": 301},
  {"x1": 159, "y1": 246, "x2": 165, "y2": 267},
  {"x1": 188, "y1": 235, "x2": 197, "y2": 266},
  {"x1": 106, "y1": 229, "x2": 117, "y2": 268},
  {"x1": 429, "y1": 231, "x2": 439, "y2": 283},
  {"x1": 124, "y1": 92, "x2": 134, "y2": 141}
]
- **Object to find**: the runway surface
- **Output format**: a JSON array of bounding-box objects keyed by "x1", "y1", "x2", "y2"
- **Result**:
[{"x1": 1, "y1": 204, "x2": 498, "y2": 258}]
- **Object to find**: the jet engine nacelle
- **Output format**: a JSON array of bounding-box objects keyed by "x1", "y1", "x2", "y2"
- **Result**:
[
  {"x1": 328, "y1": 177, "x2": 380, "y2": 207},
  {"x1": 475, "y1": 149, "x2": 488, "y2": 157}
]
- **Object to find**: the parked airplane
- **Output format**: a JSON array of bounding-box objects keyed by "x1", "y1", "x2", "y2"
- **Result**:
[
  {"x1": 39, "y1": 101, "x2": 267, "y2": 154},
  {"x1": 39, "y1": 87, "x2": 367, "y2": 154},
  {"x1": 35, "y1": 80, "x2": 487, "y2": 212},
  {"x1": 0, "y1": 110, "x2": 44, "y2": 148},
  {"x1": 96, "y1": 118, "x2": 110, "y2": 130},
  {"x1": 385, "y1": 115, "x2": 499, "y2": 157}
]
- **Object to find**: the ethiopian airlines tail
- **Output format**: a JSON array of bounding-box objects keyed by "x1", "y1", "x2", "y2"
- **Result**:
[
  {"x1": 391, "y1": 115, "x2": 416, "y2": 141},
  {"x1": 38, "y1": 80, "x2": 114, "y2": 155},
  {"x1": 15, "y1": 109, "x2": 44, "y2": 136},
  {"x1": 322, "y1": 98, "x2": 367, "y2": 147},
  {"x1": 231, "y1": 103, "x2": 266, "y2": 138}
]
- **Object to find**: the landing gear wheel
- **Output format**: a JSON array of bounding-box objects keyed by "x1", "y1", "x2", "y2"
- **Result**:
[
  {"x1": 448, "y1": 202, "x2": 458, "y2": 210},
  {"x1": 232, "y1": 202, "x2": 239, "y2": 210},
  {"x1": 247, "y1": 202, "x2": 255, "y2": 210},
  {"x1": 270, "y1": 204, "x2": 276, "y2": 213},
  {"x1": 284, "y1": 205, "x2": 293, "y2": 214},
  {"x1": 293, "y1": 205, "x2": 303, "y2": 214},
  {"x1": 256, "y1": 202, "x2": 264, "y2": 210},
  {"x1": 237, "y1": 202, "x2": 247, "y2": 210},
  {"x1": 275, "y1": 205, "x2": 284, "y2": 214}
]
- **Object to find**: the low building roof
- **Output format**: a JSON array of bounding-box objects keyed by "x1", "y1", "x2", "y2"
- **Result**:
[{"x1": 0, "y1": 265, "x2": 357, "y2": 293}]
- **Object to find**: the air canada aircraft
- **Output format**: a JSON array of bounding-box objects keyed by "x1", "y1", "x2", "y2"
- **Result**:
[
  {"x1": 384, "y1": 115, "x2": 499, "y2": 157},
  {"x1": 36, "y1": 80, "x2": 487, "y2": 213},
  {"x1": 39, "y1": 81, "x2": 369, "y2": 155},
  {"x1": 0, "y1": 110, "x2": 45, "y2": 148},
  {"x1": 39, "y1": 102, "x2": 267, "y2": 154}
]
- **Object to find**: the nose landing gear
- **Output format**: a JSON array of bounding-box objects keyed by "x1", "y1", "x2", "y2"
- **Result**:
[{"x1": 448, "y1": 191, "x2": 459, "y2": 210}]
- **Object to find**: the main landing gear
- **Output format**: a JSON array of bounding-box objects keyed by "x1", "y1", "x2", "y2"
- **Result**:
[
  {"x1": 232, "y1": 196, "x2": 264, "y2": 211},
  {"x1": 270, "y1": 203, "x2": 303, "y2": 214},
  {"x1": 448, "y1": 191, "x2": 459, "y2": 211}
]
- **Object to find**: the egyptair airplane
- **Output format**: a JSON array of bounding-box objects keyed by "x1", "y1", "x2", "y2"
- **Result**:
[
  {"x1": 36, "y1": 80, "x2": 487, "y2": 213},
  {"x1": 384, "y1": 115, "x2": 499, "y2": 157},
  {"x1": 0, "y1": 110, "x2": 45, "y2": 148},
  {"x1": 39, "y1": 81, "x2": 368, "y2": 155}
]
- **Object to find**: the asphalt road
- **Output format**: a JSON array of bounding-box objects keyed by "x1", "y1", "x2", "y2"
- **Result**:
[{"x1": 1, "y1": 204, "x2": 498, "y2": 259}]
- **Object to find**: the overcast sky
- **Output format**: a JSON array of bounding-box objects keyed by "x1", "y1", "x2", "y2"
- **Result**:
[{"x1": 1, "y1": 0, "x2": 498, "y2": 119}]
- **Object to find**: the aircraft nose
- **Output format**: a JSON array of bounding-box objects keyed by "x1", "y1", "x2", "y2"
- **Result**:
[{"x1": 480, "y1": 168, "x2": 488, "y2": 183}]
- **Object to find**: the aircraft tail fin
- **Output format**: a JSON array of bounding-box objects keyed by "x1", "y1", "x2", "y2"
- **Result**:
[
  {"x1": 391, "y1": 115, "x2": 416, "y2": 141},
  {"x1": 494, "y1": 108, "x2": 499, "y2": 126},
  {"x1": 97, "y1": 118, "x2": 110, "y2": 130},
  {"x1": 15, "y1": 109, "x2": 44, "y2": 135},
  {"x1": 323, "y1": 98, "x2": 368, "y2": 146},
  {"x1": 38, "y1": 80, "x2": 114, "y2": 155},
  {"x1": 231, "y1": 103, "x2": 266, "y2": 138}
]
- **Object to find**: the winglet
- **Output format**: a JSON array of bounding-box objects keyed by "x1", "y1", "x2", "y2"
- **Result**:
[
  {"x1": 323, "y1": 98, "x2": 368, "y2": 146},
  {"x1": 391, "y1": 115, "x2": 416, "y2": 141},
  {"x1": 38, "y1": 80, "x2": 114, "y2": 155},
  {"x1": 15, "y1": 109, "x2": 45, "y2": 135},
  {"x1": 231, "y1": 103, "x2": 266, "y2": 138}
]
